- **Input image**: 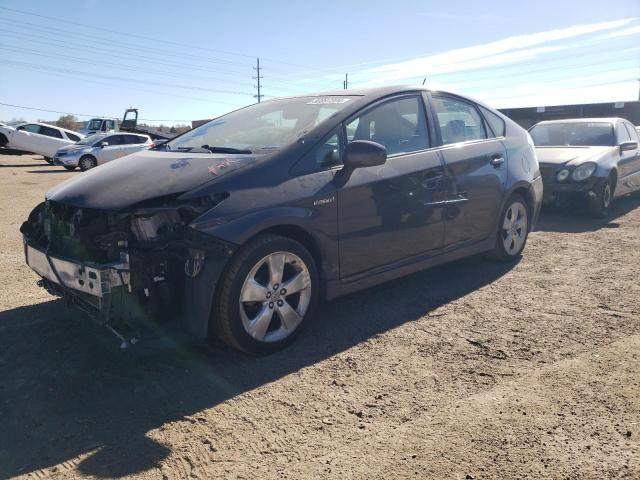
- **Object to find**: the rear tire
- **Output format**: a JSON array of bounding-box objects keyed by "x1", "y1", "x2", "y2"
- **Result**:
[
  {"x1": 79, "y1": 155, "x2": 97, "y2": 171},
  {"x1": 43, "y1": 157, "x2": 53, "y2": 164},
  {"x1": 489, "y1": 194, "x2": 530, "y2": 262},
  {"x1": 0, "y1": 133, "x2": 7, "y2": 147},
  {"x1": 588, "y1": 175, "x2": 613, "y2": 218},
  {"x1": 212, "y1": 234, "x2": 319, "y2": 355}
]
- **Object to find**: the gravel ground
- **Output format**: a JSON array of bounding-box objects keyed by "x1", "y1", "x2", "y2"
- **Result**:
[{"x1": 0, "y1": 153, "x2": 638, "y2": 479}]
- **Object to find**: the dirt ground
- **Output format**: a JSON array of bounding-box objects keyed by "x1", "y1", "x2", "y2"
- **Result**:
[{"x1": 0, "y1": 152, "x2": 638, "y2": 480}]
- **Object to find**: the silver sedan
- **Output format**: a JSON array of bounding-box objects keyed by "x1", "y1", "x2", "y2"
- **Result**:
[{"x1": 54, "y1": 132, "x2": 153, "y2": 171}]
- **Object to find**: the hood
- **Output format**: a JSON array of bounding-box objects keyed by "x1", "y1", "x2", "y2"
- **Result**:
[
  {"x1": 57, "y1": 143, "x2": 92, "y2": 153},
  {"x1": 535, "y1": 146, "x2": 612, "y2": 166},
  {"x1": 46, "y1": 150, "x2": 257, "y2": 210}
]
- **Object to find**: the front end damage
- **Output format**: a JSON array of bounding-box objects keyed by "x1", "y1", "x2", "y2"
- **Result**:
[{"x1": 20, "y1": 196, "x2": 235, "y2": 346}]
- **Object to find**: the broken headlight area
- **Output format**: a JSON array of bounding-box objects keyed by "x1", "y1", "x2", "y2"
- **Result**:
[{"x1": 21, "y1": 194, "x2": 234, "y2": 341}]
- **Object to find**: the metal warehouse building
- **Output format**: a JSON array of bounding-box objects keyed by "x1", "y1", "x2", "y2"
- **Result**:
[{"x1": 499, "y1": 100, "x2": 640, "y2": 129}]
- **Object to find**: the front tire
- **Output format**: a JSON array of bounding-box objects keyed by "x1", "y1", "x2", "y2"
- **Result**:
[
  {"x1": 213, "y1": 234, "x2": 319, "y2": 355},
  {"x1": 490, "y1": 194, "x2": 530, "y2": 262},
  {"x1": 588, "y1": 175, "x2": 613, "y2": 218},
  {"x1": 79, "y1": 155, "x2": 97, "y2": 171}
]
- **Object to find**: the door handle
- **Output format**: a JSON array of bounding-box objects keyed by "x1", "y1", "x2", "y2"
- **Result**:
[{"x1": 489, "y1": 154, "x2": 504, "y2": 167}]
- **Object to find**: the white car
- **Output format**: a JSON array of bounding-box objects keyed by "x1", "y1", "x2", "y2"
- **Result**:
[
  {"x1": 0, "y1": 122, "x2": 84, "y2": 161},
  {"x1": 54, "y1": 132, "x2": 154, "y2": 170}
]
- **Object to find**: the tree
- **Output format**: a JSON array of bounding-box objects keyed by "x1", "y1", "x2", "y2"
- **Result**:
[{"x1": 56, "y1": 114, "x2": 78, "y2": 131}]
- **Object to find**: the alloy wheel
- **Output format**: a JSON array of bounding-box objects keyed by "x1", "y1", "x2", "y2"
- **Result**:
[
  {"x1": 502, "y1": 201, "x2": 528, "y2": 256},
  {"x1": 239, "y1": 251, "x2": 311, "y2": 343}
]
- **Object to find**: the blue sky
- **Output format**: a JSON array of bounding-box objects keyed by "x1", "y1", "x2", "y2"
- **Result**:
[{"x1": 0, "y1": 0, "x2": 638, "y2": 125}]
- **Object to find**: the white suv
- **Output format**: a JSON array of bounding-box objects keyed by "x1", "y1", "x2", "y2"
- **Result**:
[
  {"x1": 54, "y1": 132, "x2": 154, "y2": 170},
  {"x1": 0, "y1": 122, "x2": 84, "y2": 160}
]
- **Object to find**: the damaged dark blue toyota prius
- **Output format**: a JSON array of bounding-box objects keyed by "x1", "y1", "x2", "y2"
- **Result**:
[{"x1": 21, "y1": 86, "x2": 543, "y2": 354}]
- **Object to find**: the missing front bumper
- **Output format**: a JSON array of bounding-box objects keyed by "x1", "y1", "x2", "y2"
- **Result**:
[{"x1": 24, "y1": 242, "x2": 129, "y2": 298}]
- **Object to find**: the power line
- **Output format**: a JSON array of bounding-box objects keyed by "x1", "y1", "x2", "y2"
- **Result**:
[
  {"x1": 0, "y1": 5, "x2": 320, "y2": 73},
  {"x1": 0, "y1": 19, "x2": 252, "y2": 72},
  {"x1": 0, "y1": 23, "x2": 334, "y2": 92},
  {"x1": 0, "y1": 61, "x2": 247, "y2": 109},
  {"x1": 266, "y1": 30, "x2": 640, "y2": 83},
  {"x1": 0, "y1": 102, "x2": 192, "y2": 122},
  {"x1": 0, "y1": 6, "x2": 259, "y2": 60},
  {"x1": 0, "y1": 44, "x2": 254, "y2": 87},
  {"x1": 0, "y1": 58, "x2": 254, "y2": 96}
]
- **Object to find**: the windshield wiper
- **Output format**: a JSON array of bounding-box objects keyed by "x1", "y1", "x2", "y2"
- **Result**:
[{"x1": 201, "y1": 145, "x2": 252, "y2": 154}]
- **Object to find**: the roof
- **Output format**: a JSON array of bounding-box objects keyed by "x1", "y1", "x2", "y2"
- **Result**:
[{"x1": 534, "y1": 117, "x2": 624, "y2": 125}]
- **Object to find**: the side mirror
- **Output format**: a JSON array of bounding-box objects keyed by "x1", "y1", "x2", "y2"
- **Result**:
[
  {"x1": 343, "y1": 140, "x2": 387, "y2": 170},
  {"x1": 100, "y1": 141, "x2": 109, "y2": 148},
  {"x1": 620, "y1": 141, "x2": 638, "y2": 152}
]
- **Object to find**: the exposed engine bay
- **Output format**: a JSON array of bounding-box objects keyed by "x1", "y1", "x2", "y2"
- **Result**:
[{"x1": 20, "y1": 194, "x2": 234, "y2": 346}]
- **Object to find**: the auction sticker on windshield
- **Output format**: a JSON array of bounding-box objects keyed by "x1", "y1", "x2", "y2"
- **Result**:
[{"x1": 306, "y1": 97, "x2": 351, "y2": 105}]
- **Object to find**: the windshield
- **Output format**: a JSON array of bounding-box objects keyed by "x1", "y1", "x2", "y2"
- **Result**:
[
  {"x1": 167, "y1": 96, "x2": 356, "y2": 154},
  {"x1": 86, "y1": 119, "x2": 104, "y2": 131},
  {"x1": 530, "y1": 122, "x2": 614, "y2": 147},
  {"x1": 77, "y1": 133, "x2": 104, "y2": 145}
]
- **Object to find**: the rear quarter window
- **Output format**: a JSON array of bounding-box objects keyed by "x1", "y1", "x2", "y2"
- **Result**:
[
  {"x1": 479, "y1": 106, "x2": 506, "y2": 137},
  {"x1": 66, "y1": 132, "x2": 80, "y2": 142}
]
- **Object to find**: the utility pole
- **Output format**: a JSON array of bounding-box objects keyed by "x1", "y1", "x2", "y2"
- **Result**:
[
  {"x1": 343, "y1": 73, "x2": 348, "y2": 90},
  {"x1": 253, "y1": 57, "x2": 263, "y2": 103}
]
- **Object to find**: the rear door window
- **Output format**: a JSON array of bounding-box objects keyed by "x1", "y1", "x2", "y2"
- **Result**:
[
  {"x1": 431, "y1": 95, "x2": 487, "y2": 145},
  {"x1": 124, "y1": 135, "x2": 148, "y2": 144},
  {"x1": 39, "y1": 126, "x2": 63, "y2": 138},
  {"x1": 102, "y1": 135, "x2": 125, "y2": 146}
]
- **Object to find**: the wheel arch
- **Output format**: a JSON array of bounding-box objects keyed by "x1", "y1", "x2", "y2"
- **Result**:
[
  {"x1": 256, "y1": 224, "x2": 323, "y2": 274},
  {"x1": 501, "y1": 181, "x2": 538, "y2": 232},
  {"x1": 608, "y1": 167, "x2": 619, "y2": 195}
]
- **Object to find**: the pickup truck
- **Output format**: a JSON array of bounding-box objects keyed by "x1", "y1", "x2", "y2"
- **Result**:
[{"x1": 79, "y1": 109, "x2": 172, "y2": 141}]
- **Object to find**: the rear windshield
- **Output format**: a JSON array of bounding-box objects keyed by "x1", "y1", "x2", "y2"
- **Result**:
[
  {"x1": 166, "y1": 96, "x2": 357, "y2": 154},
  {"x1": 529, "y1": 122, "x2": 614, "y2": 147}
]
